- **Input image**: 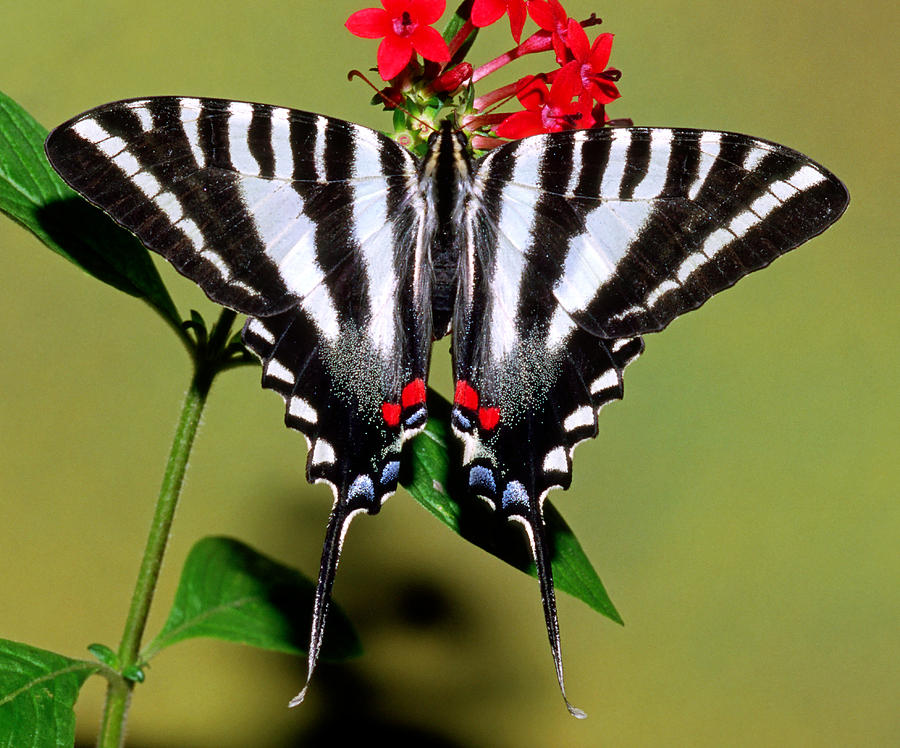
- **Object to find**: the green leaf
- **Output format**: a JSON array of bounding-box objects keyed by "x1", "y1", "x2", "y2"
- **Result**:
[
  {"x1": 0, "y1": 638, "x2": 99, "y2": 748},
  {"x1": 404, "y1": 391, "x2": 623, "y2": 624},
  {"x1": 0, "y1": 89, "x2": 180, "y2": 328},
  {"x1": 142, "y1": 536, "x2": 362, "y2": 660},
  {"x1": 86, "y1": 643, "x2": 118, "y2": 669}
]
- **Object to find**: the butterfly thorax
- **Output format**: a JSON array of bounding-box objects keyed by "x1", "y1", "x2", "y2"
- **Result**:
[{"x1": 419, "y1": 121, "x2": 472, "y2": 338}]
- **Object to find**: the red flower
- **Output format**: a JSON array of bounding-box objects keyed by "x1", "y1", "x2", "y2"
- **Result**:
[
  {"x1": 346, "y1": 0, "x2": 451, "y2": 81},
  {"x1": 471, "y1": 0, "x2": 529, "y2": 43},
  {"x1": 495, "y1": 64, "x2": 593, "y2": 138},
  {"x1": 561, "y1": 19, "x2": 620, "y2": 104},
  {"x1": 527, "y1": 0, "x2": 571, "y2": 64}
]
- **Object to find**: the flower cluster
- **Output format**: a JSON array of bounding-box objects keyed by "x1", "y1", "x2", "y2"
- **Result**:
[{"x1": 345, "y1": 0, "x2": 624, "y2": 151}]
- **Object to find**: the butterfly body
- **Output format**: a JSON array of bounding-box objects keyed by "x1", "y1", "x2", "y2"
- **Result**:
[{"x1": 45, "y1": 97, "x2": 848, "y2": 715}]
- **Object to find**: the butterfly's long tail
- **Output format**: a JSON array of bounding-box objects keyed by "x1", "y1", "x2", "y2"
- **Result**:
[
  {"x1": 525, "y1": 501, "x2": 587, "y2": 719},
  {"x1": 288, "y1": 497, "x2": 359, "y2": 708}
]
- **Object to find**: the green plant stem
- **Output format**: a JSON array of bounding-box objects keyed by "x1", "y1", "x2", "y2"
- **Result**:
[{"x1": 96, "y1": 310, "x2": 236, "y2": 748}]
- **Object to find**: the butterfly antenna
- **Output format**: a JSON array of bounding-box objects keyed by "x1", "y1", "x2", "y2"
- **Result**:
[
  {"x1": 347, "y1": 70, "x2": 437, "y2": 134},
  {"x1": 288, "y1": 497, "x2": 358, "y2": 708},
  {"x1": 521, "y1": 502, "x2": 588, "y2": 719}
]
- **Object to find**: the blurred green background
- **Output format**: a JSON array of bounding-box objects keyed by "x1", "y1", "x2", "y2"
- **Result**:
[{"x1": 1, "y1": 1, "x2": 896, "y2": 745}]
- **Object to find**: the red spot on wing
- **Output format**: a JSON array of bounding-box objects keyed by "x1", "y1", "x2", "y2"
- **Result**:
[
  {"x1": 381, "y1": 402, "x2": 401, "y2": 427},
  {"x1": 454, "y1": 380, "x2": 479, "y2": 411},
  {"x1": 478, "y1": 406, "x2": 500, "y2": 431},
  {"x1": 401, "y1": 378, "x2": 426, "y2": 408}
]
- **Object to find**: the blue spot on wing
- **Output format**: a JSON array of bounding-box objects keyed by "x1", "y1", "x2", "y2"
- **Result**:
[
  {"x1": 468, "y1": 465, "x2": 496, "y2": 494},
  {"x1": 348, "y1": 475, "x2": 375, "y2": 504},
  {"x1": 380, "y1": 460, "x2": 400, "y2": 486},
  {"x1": 501, "y1": 481, "x2": 529, "y2": 510}
]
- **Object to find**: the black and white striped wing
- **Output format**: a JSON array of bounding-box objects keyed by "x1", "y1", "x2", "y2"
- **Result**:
[
  {"x1": 45, "y1": 97, "x2": 433, "y2": 702},
  {"x1": 451, "y1": 126, "x2": 848, "y2": 713}
]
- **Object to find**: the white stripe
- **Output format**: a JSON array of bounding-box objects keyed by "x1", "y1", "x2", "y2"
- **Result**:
[
  {"x1": 112, "y1": 149, "x2": 141, "y2": 176},
  {"x1": 742, "y1": 147, "x2": 767, "y2": 173},
  {"x1": 701, "y1": 227, "x2": 736, "y2": 258},
  {"x1": 270, "y1": 107, "x2": 293, "y2": 177},
  {"x1": 96, "y1": 135, "x2": 127, "y2": 158},
  {"x1": 787, "y1": 164, "x2": 826, "y2": 190},
  {"x1": 769, "y1": 180, "x2": 799, "y2": 201},
  {"x1": 645, "y1": 279, "x2": 680, "y2": 306},
  {"x1": 132, "y1": 170, "x2": 161, "y2": 198},
  {"x1": 689, "y1": 132, "x2": 722, "y2": 199},
  {"x1": 564, "y1": 131, "x2": 587, "y2": 197},
  {"x1": 177, "y1": 217, "x2": 205, "y2": 248},
  {"x1": 311, "y1": 439, "x2": 336, "y2": 466},
  {"x1": 590, "y1": 368, "x2": 620, "y2": 394},
  {"x1": 631, "y1": 129, "x2": 673, "y2": 199},
  {"x1": 563, "y1": 406, "x2": 594, "y2": 432},
  {"x1": 227, "y1": 101, "x2": 258, "y2": 175},
  {"x1": 546, "y1": 307, "x2": 576, "y2": 350},
  {"x1": 351, "y1": 180, "x2": 396, "y2": 353},
  {"x1": 131, "y1": 105, "x2": 153, "y2": 133},
  {"x1": 675, "y1": 251, "x2": 706, "y2": 282},
  {"x1": 265, "y1": 359, "x2": 293, "y2": 384},
  {"x1": 599, "y1": 130, "x2": 631, "y2": 197},
  {"x1": 750, "y1": 191, "x2": 781, "y2": 218},
  {"x1": 313, "y1": 115, "x2": 328, "y2": 182},
  {"x1": 289, "y1": 396, "x2": 318, "y2": 423},
  {"x1": 179, "y1": 99, "x2": 205, "y2": 166},
  {"x1": 542, "y1": 446, "x2": 568, "y2": 473},
  {"x1": 72, "y1": 118, "x2": 109, "y2": 144},
  {"x1": 554, "y1": 198, "x2": 654, "y2": 318},
  {"x1": 301, "y1": 285, "x2": 340, "y2": 340},
  {"x1": 247, "y1": 319, "x2": 275, "y2": 343},
  {"x1": 154, "y1": 191, "x2": 183, "y2": 223}
]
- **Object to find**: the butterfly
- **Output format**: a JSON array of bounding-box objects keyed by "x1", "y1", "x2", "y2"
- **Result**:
[{"x1": 45, "y1": 97, "x2": 848, "y2": 716}]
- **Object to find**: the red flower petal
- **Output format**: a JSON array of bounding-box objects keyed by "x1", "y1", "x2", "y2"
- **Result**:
[
  {"x1": 377, "y1": 34, "x2": 414, "y2": 79},
  {"x1": 528, "y1": 0, "x2": 555, "y2": 31},
  {"x1": 410, "y1": 24, "x2": 451, "y2": 62},
  {"x1": 471, "y1": 0, "x2": 507, "y2": 27},
  {"x1": 549, "y1": 61, "x2": 584, "y2": 102},
  {"x1": 345, "y1": 8, "x2": 391, "y2": 39},
  {"x1": 516, "y1": 75, "x2": 549, "y2": 110},
  {"x1": 566, "y1": 17, "x2": 590, "y2": 60},
  {"x1": 496, "y1": 109, "x2": 545, "y2": 138},
  {"x1": 382, "y1": 0, "x2": 409, "y2": 17},
  {"x1": 507, "y1": 0, "x2": 527, "y2": 42},
  {"x1": 589, "y1": 32, "x2": 613, "y2": 70},
  {"x1": 412, "y1": 0, "x2": 446, "y2": 26}
]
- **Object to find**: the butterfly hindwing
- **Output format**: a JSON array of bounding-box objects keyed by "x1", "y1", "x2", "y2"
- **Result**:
[{"x1": 45, "y1": 97, "x2": 434, "y2": 701}]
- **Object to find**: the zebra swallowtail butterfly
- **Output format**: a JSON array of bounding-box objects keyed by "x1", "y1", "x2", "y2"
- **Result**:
[{"x1": 45, "y1": 98, "x2": 848, "y2": 716}]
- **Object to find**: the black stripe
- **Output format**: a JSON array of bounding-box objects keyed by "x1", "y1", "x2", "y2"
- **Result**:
[
  {"x1": 618, "y1": 129, "x2": 651, "y2": 200},
  {"x1": 573, "y1": 131, "x2": 611, "y2": 198},
  {"x1": 198, "y1": 98, "x2": 233, "y2": 170},
  {"x1": 248, "y1": 103, "x2": 275, "y2": 178},
  {"x1": 661, "y1": 129, "x2": 702, "y2": 196},
  {"x1": 516, "y1": 133, "x2": 578, "y2": 333}
]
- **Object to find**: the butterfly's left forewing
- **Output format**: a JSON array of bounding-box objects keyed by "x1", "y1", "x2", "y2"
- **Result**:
[{"x1": 46, "y1": 98, "x2": 433, "y2": 702}]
